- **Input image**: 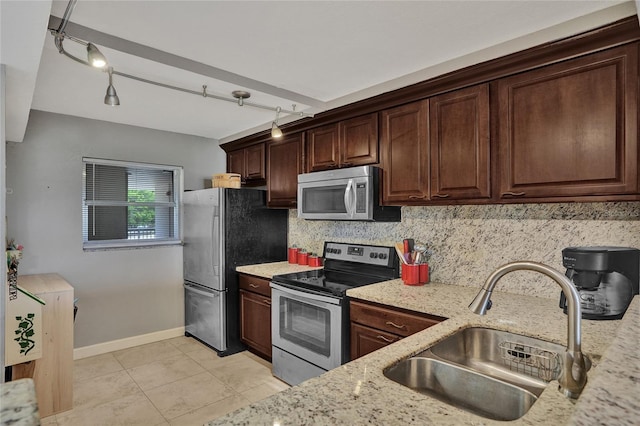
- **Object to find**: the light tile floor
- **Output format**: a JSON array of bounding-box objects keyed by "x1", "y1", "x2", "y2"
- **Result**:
[{"x1": 40, "y1": 337, "x2": 289, "y2": 426}]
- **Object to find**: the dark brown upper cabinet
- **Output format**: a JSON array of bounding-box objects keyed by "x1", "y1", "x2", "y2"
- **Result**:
[
  {"x1": 430, "y1": 83, "x2": 491, "y2": 201},
  {"x1": 267, "y1": 132, "x2": 305, "y2": 208},
  {"x1": 380, "y1": 100, "x2": 430, "y2": 204},
  {"x1": 306, "y1": 113, "x2": 378, "y2": 172},
  {"x1": 226, "y1": 143, "x2": 266, "y2": 185},
  {"x1": 381, "y1": 84, "x2": 491, "y2": 205},
  {"x1": 497, "y1": 44, "x2": 638, "y2": 201}
]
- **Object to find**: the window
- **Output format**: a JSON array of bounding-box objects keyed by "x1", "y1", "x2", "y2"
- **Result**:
[{"x1": 82, "y1": 158, "x2": 183, "y2": 249}]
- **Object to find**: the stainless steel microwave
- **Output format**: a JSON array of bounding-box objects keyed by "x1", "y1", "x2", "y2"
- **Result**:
[{"x1": 297, "y1": 166, "x2": 401, "y2": 221}]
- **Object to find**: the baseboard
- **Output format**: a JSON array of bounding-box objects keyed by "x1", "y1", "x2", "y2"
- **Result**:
[{"x1": 73, "y1": 327, "x2": 185, "y2": 360}]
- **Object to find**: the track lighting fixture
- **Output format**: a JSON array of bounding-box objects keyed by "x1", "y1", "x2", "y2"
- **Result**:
[
  {"x1": 87, "y1": 43, "x2": 107, "y2": 68},
  {"x1": 104, "y1": 67, "x2": 120, "y2": 106},
  {"x1": 51, "y1": 0, "x2": 314, "y2": 137},
  {"x1": 271, "y1": 107, "x2": 283, "y2": 139}
]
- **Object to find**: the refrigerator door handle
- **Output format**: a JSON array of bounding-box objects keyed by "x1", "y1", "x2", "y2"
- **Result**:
[{"x1": 184, "y1": 283, "x2": 217, "y2": 298}]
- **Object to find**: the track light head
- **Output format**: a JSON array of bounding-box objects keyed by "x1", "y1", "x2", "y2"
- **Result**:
[
  {"x1": 271, "y1": 106, "x2": 283, "y2": 138},
  {"x1": 271, "y1": 121, "x2": 283, "y2": 139},
  {"x1": 104, "y1": 67, "x2": 120, "y2": 106},
  {"x1": 87, "y1": 43, "x2": 107, "y2": 68}
]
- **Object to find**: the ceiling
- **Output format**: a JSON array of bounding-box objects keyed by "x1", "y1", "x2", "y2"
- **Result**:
[{"x1": 1, "y1": 1, "x2": 638, "y2": 144}]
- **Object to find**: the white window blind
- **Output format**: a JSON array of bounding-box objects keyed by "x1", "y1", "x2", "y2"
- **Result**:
[{"x1": 82, "y1": 158, "x2": 183, "y2": 249}]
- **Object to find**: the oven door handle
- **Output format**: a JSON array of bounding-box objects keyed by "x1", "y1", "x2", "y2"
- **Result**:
[{"x1": 270, "y1": 282, "x2": 342, "y2": 306}]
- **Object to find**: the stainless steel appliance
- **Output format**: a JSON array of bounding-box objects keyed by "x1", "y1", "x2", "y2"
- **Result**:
[
  {"x1": 560, "y1": 246, "x2": 639, "y2": 320},
  {"x1": 297, "y1": 166, "x2": 401, "y2": 222},
  {"x1": 183, "y1": 188, "x2": 287, "y2": 355},
  {"x1": 270, "y1": 242, "x2": 399, "y2": 385}
]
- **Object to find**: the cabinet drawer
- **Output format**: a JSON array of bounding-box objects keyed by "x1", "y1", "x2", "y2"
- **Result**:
[
  {"x1": 239, "y1": 274, "x2": 271, "y2": 297},
  {"x1": 350, "y1": 322, "x2": 401, "y2": 360},
  {"x1": 350, "y1": 300, "x2": 443, "y2": 337}
]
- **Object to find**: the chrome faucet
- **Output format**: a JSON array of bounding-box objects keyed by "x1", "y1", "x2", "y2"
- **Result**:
[{"x1": 469, "y1": 261, "x2": 589, "y2": 398}]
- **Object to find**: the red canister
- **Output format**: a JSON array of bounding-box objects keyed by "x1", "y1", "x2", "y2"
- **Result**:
[
  {"x1": 297, "y1": 250, "x2": 309, "y2": 265},
  {"x1": 308, "y1": 255, "x2": 323, "y2": 267},
  {"x1": 288, "y1": 247, "x2": 299, "y2": 264}
]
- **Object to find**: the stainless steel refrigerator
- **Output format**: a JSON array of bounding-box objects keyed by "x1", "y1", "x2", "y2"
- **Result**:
[{"x1": 183, "y1": 188, "x2": 287, "y2": 356}]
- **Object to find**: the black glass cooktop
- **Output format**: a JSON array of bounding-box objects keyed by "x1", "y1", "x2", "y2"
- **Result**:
[{"x1": 271, "y1": 269, "x2": 388, "y2": 297}]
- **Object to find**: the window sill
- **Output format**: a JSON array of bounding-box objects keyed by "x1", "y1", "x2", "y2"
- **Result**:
[{"x1": 83, "y1": 240, "x2": 183, "y2": 252}]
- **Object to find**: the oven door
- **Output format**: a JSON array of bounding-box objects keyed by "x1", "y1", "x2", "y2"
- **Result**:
[
  {"x1": 270, "y1": 282, "x2": 344, "y2": 371},
  {"x1": 297, "y1": 176, "x2": 373, "y2": 221}
]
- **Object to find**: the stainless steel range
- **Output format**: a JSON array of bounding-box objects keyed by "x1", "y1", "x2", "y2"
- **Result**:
[{"x1": 270, "y1": 242, "x2": 399, "y2": 386}]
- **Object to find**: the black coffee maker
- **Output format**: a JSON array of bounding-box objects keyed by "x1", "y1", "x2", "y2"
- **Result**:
[{"x1": 560, "y1": 246, "x2": 639, "y2": 320}]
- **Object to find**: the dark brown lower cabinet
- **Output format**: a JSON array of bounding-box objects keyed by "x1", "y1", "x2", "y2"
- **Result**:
[{"x1": 239, "y1": 274, "x2": 272, "y2": 361}]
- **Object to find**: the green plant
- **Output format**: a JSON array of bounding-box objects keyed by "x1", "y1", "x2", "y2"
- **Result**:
[{"x1": 128, "y1": 189, "x2": 155, "y2": 227}]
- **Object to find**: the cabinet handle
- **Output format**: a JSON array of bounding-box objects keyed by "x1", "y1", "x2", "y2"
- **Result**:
[
  {"x1": 433, "y1": 193, "x2": 450, "y2": 198},
  {"x1": 341, "y1": 162, "x2": 353, "y2": 167},
  {"x1": 385, "y1": 321, "x2": 407, "y2": 330},
  {"x1": 249, "y1": 283, "x2": 260, "y2": 288},
  {"x1": 502, "y1": 191, "x2": 526, "y2": 197},
  {"x1": 376, "y1": 335, "x2": 395, "y2": 343},
  {"x1": 290, "y1": 200, "x2": 297, "y2": 204},
  {"x1": 263, "y1": 299, "x2": 271, "y2": 306},
  {"x1": 408, "y1": 195, "x2": 428, "y2": 200}
]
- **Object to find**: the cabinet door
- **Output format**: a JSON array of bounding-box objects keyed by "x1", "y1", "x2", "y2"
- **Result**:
[
  {"x1": 430, "y1": 84, "x2": 491, "y2": 200},
  {"x1": 380, "y1": 100, "x2": 430, "y2": 204},
  {"x1": 245, "y1": 144, "x2": 266, "y2": 180},
  {"x1": 239, "y1": 289, "x2": 272, "y2": 360},
  {"x1": 497, "y1": 44, "x2": 638, "y2": 200},
  {"x1": 307, "y1": 123, "x2": 339, "y2": 172},
  {"x1": 267, "y1": 132, "x2": 305, "y2": 208},
  {"x1": 350, "y1": 322, "x2": 400, "y2": 360},
  {"x1": 227, "y1": 149, "x2": 245, "y2": 178},
  {"x1": 339, "y1": 113, "x2": 379, "y2": 167}
]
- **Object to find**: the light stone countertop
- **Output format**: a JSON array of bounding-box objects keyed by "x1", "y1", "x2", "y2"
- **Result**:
[
  {"x1": 0, "y1": 378, "x2": 40, "y2": 426},
  {"x1": 236, "y1": 261, "x2": 323, "y2": 279},
  {"x1": 211, "y1": 263, "x2": 637, "y2": 425}
]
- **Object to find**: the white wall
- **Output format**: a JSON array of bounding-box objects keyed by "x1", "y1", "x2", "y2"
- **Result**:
[{"x1": 6, "y1": 110, "x2": 225, "y2": 348}]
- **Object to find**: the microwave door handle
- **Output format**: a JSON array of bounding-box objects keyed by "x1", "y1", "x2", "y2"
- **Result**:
[
  {"x1": 344, "y1": 179, "x2": 354, "y2": 217},
  {"x1": 349, "y1": 181, "x2": 357, "y2": 217},
  {"x1": 344, "y1": 179, "x2": 351, "y2": 218}
]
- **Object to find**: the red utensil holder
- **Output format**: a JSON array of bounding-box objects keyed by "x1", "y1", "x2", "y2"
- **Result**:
[{"x1": 401, "y1": 264, "x2": 421, "y2": 286}]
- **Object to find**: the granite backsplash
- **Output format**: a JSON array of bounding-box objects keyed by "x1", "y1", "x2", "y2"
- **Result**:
[{"x1": 288, "y1": 202, "x2": 640, "y2": 299}]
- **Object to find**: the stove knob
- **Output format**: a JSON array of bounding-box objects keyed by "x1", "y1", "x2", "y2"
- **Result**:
[
  {"x1": 379, "y1": 253, "x2": 387, "y2": 260},
  {"x1": 336, "y1": 249, "x2": 342, "y2": 254},
  {"x1": 369, "y1": 253, "x2": 375, "y2": 258}
]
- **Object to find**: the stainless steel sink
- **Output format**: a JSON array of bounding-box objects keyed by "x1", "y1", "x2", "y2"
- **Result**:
[
  {"x1": 426, "y1": 327, "x2": 568, "y2": 392},
  {"x1": 384, "y1": 357, "x2": 538, "y2": 421},
  {"x1": 383, "y1": 327, "x2": 580, "y2": 421}
]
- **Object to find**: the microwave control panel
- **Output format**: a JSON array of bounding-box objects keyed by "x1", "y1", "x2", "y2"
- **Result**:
[{"x1": 355, "y1": 183, "x2": 367, "y2": 213}]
